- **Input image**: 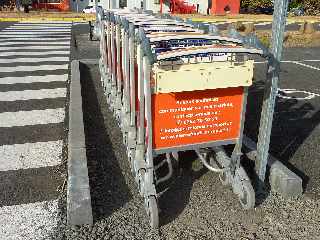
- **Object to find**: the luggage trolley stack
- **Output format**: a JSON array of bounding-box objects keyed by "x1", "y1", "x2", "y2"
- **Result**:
[{"x1": 98, "y1": 9, "x2": 267, "y2": 228}]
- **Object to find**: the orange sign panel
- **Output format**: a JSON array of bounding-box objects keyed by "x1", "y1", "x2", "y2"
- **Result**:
[{"x1": 152, "y1": 87, "x2": 244, "y2": 149}]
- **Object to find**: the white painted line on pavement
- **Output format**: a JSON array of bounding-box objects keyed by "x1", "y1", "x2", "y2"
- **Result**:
[
  {"x1": 292, "y1": 61, "x2": 320, "y2": 71},
  {"x1": 254, "y1": 22, "x2": 271, "y2": 26},
  {"x1": 0, "y1": 37, "x2": 70, "y2": 42},
  {"x1": 0, "y1": 41, "x2": 70, "y2": 46},
  {"x1": 0, "y1": 51, "x2": 69, "y2": 57},
  {"x1": 0, "y1": 108, "x2": 65, "y2": 128},
  {"x1": 0, "y1": 200, "x2": 59, "y2": 240},
  {"x1": 0, "y1": 57, "x2": 69, "y2": 64},
  {"x1": 0, "y1": 64, "x2": 68, "y2": 72},
  {"x1": 303, "y1": 59, "x2": 320, "y2": 62},
  {"x1": 0, "y1": 45, "x2": 69, "y2": 51},
  {"x1": 17, "y1": 22, "x2": 71, "y2": 24},
  {"x1": 0, "y1": 74, "x2": 67, "y2": 84},
  {"x1": 0, "y1": 32, "x2": 70, "y2": 35},
  {"x1": 7, "y1": 25, "x2": 71, "y2": 29},
  {"x1": 0, "y1": 140, "x2": 62, "y2": 171},
  {"x1": 0, "y1": 88, "x2": 66, "y2": 102},
  {"x1": 14, "y1": 23, "x2": 71, "y2": 27},
  {"x1": 254, "y1": 60, "x2": 320, "y2": 64},
  {"x1": 4, "y1": 29, "x2": 71, "y2": 32}
]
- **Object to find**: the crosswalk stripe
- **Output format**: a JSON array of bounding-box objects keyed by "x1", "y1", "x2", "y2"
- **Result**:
[
  {"x1": 0, "y1": 57, "x2": 69, "y2": 64},
  {"x1": 0, "y1": 140, "x2": 62, "y2": 171},
  {"x1": 0, "y1": 64, "x2": 69, "y2": 72},
  {"x1": 0, "y1": 200, "x2": 59, "y2": 240},
  {"x1": 0, "y1": 45, "x2": 69, "y2": 51},
  {"x1": 4, "y1": 28, "x2": 71, "y2": 32},
  {"x1": 15, "y1": 22, "x2": 71, "y2": 25},
  {"x1": 0, "y1": 41, "x2": 70, "y2": 46},
  {"x1": 0, "y1": 37, "x2": 71, "y2": 42},
  {"x1": 0, "y1": 108, "x2": 65, "y2": 128},
  {"x1": 8, "y1": 25, "x2": 71, "y2": 29},
  {"x1": 0, "y1": 32, "x2": 70, "y2": 35},
  {"x1": 0, "y1": 74, "x2": 68, "y2": 84},
  {"x1": 0, "y1": 51, "x2": 69, "y2": 57},
  {"x1": 0, "y1": 88, "x2": 66, "y2": 102}
]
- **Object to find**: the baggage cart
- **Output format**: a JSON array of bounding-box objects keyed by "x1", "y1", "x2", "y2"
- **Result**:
[{"x1": 98, "y1": 9, "x2": 267, "y2": 229}]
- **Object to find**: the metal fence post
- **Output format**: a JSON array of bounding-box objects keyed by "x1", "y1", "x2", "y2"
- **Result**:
[{"x1": 256, "y1": 0, "x2": 289, "y2": 184}]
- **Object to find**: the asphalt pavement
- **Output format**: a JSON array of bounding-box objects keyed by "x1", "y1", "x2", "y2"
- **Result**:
[{"x1": 61, "y1": 24, "x2": 320, "y2": 240}]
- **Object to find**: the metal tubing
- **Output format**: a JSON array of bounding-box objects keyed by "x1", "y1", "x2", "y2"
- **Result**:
[
  {"x1": 129, "y1": 30, "x2": 136, "y2": 127},
  {"x1": 231, "y1": 87, "x2": 248, "y2": 172},
  {"x1": 195, "y1": 150, "x2": 227, "y2": 173},
  {"x1": 137, "y1": 44, "x2": 145, "y2": 145},
  {"x1": 143, "y1": 55, "x2": 156, "y2": 196},
  {"x1": 116, "y1": 24, "x2": 122, "y2": 94},
  {"x1": 256, "y1": 0, "x2": 289, "y2": 183}
]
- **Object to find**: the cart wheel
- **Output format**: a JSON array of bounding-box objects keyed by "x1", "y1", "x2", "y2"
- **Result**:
[
  {"x1": 147, "y1": 196, "x2": 159, "y2": 229},
  {"x1": 138, "y1": 169, "x2": 146, "y2": 197},
  {"x1": 128, "y1": 149, "x2": 135, "y2": 173},
  {"x1": 219, "y1": 171, "x2": 230, "y2": 186},
  {"x1": 123, "y1": 132, "x2": 128, "y2": 146},
  {"x1": 238, "y1": 180, "x2": 255, "y2": 210}
]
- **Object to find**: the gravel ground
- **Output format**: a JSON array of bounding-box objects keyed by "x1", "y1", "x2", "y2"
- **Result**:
[{"x1": 54, "y1": 23, "x2": 320, "y2": 240}]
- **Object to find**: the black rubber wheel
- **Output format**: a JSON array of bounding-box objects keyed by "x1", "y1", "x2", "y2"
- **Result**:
[
  {"x1": 239, "y1": 180, "x2": 255, "y2": 210},
  {"x1": 128, "y1": 149, "x2": 135, "y2": 174},
  {"x1": 148, "y1": 196, "x2": 159, "y2": 229},
  {"x1": 219, "y1": 171, "x2": 230, "y2": 186}
]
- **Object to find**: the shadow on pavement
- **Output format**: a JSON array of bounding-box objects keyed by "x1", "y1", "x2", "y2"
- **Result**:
[
  {"x1": 158, "y1": 151, "x2": 208, "y2": 226},
  {"x1": 80, "y1": 63, "x2": 132, "y2": 222},
  {"x1": 245, "y1": 77, "x2": 320, "y2": 195}
]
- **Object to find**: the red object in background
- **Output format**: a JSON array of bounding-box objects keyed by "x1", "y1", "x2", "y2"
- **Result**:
[
  {"x1": 32, "y1": 0, "x2": 69, "y2": 11},
  {"x1": 211, "y1": 0, "x2": 240, "y2": 15},
  {"x1": 162, "y1": 0, "x2": 196, "y2": 14}
]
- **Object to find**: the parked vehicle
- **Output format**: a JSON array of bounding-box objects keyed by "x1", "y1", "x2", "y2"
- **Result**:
[
  {"x1": 83, "y1": 5, "x2": 96, "y2": 13},
  {"x1": 288, "y1": 7, "x2": 304, "y2": 16}
]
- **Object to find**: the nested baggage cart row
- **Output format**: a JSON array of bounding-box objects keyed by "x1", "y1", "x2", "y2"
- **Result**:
[{"x1": 97, "y1": 8, "x2": 267, "y2": 228}]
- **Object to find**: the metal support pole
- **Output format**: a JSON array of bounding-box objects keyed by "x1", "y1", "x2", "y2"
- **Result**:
[{"x1": 256, "y1": 0, "x2": 289, "y2": 183}]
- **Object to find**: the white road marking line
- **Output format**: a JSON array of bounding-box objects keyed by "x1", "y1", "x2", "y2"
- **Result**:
[
  {"x1": 0, "y1": 37, "x2": 70, "y2": 41},
  {"x1": 254, "y1": 60, "x2": 320, "y2": 64},
  {"x1": 0, "y1": 35, "x2": 69, "y2": 39},
  {"x1": 0, "y1": 64, "x2": 69, "y2": 72},
  {"x1": 254, "y1": 22, "x2": 272, "y2": 26},
  {"x1": 278, "y1": 88, "x2": 320, "y2": 100},
  {"x1": 0, "y1": 45, "x2": 69, "y2": 51},
  {"x1": 0, "y1": 32, "x2": 70, "y2": 35},
  {"x1": 0, "y1": 41, "x2": 70, "y2": 46},
  {"x1": 4, "y1": 29, "x2": 71, "y2": 32},
  {"x1": 0, "y1": 57, "x2": 69, "y2": 64},
  {"x1": 0, "y1": 200, "x2": 59, "y2": 240},
  {"x1": 7, "y1": 25, "x2": 71, "y2": 28},
  {"x1": 15, "y1": 22, "x2": 72, "y2": 26},
  {"x1": 0, "y1": 108, "x2": 65, "y2": 128},
  {"x1": 0, "y1": 140, "x2": 62, "y2": 171},
  {"x1": 0, "y1": 51, "x2": 69, "y2": 57},
  {"x1": 0, "y1": 74, "x2": 67, "y2": 84},
  {"x1": 0, "y1": 88, "x2": 66, "y2": 102},
  {"x1": 292, "y1": 61, "x2": 320, "y2": 71},
  {"x1": 303, "y1": 59, "x2": 320, "y2": 62}
]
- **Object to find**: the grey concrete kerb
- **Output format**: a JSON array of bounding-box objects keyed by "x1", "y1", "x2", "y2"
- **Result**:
[
  {"x1": 67, "y1": 59, "x2": 97, "y2": 226},
  {"x1": 243, "y1": 135, "x2": 303, "y2": 198}
]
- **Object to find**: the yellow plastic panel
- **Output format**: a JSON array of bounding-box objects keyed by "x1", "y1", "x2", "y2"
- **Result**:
[{"x1": 153, "y1": 60, "x2": 254, "y2": 93}]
